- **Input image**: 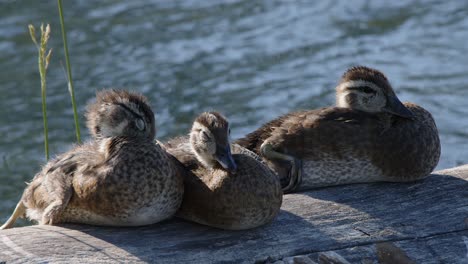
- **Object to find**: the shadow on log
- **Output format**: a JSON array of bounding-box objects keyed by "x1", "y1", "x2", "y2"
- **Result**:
[{"x1": 0, "y1": 166, "x2": 467, "y2": 263}]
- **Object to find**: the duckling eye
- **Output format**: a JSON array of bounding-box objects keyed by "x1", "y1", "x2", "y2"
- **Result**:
[
  {"x1": 201, "y1": 131, "x2": 210, "y2": 141},
  {"x1": 361, "y1": 86, "x2": 375, "y2": 94},
  {"x1": 135, "y1": 118, "x2": 145, "y2": 131}
]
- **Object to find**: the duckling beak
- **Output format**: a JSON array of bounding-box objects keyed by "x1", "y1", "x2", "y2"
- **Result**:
[
  {"x1": 215, "y1": 145, "x2": 237, "y2": 173},
  {"x1": 385, "y1": 95, "x2": 414, "y2": 119}
]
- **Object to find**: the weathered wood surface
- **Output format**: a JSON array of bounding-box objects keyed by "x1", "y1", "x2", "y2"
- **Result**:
[{"x1": 0, "y1": 165, "x2": 467, "y2": 263}]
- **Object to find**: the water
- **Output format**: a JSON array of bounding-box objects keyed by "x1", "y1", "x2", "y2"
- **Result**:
[{"x1": 1, "y1": 0, "x2": 467, "y2": 223}]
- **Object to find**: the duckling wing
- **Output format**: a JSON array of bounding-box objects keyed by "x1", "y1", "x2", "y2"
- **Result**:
[
  {"x1": 260, "y1": 107, "x2": 380, "y2": 159},
  {"x1": 230, "y1": 143, "x2": 264, "y2": 163},
  {"x1": 164, "y1": 136, "x2": 202, "y2": 171},
  {"x1": 21, "y1": 143, "x2": 96, "y2": 222},
  {"x1": 370, "y1": 103, "x2": 441, "y2": 178},
  {"x1": 235, "y1": 110, "x2": 308, "y2": 153}
]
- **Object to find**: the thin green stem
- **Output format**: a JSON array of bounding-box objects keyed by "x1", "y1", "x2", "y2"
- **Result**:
[
  {"x1": 58, "y1": 0, "x2": 81, "y2": 143},
  {"x1": 39, "y1": 42, "x2": 49, "y2": 161},
  {"x1": 29, "y1": 24, "x2": 52, "y2": 160}
]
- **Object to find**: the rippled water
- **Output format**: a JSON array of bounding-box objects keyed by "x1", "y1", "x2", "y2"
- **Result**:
[{"x1": 1, "y1": 0, "x2": 467, "y2": 223}]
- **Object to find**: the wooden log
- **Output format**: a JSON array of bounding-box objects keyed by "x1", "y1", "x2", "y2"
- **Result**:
[{"x1": 0, "y1": 165, "x2": 467, "y2": 263}]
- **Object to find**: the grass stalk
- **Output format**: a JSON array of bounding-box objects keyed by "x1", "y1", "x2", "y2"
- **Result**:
[
  {"x1": 57, "y1": 0, "x2": 81, "y2": 143},
  {"x1": 29, "y1": 24, "x2": 53, "y2": 160}
]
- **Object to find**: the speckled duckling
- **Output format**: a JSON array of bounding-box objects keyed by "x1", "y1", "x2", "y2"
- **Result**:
[
  {"x1": 1, "y1": 90, "x2": 184, "y2": 229},
  {"x1": 164, "y1": 112, "x2": 282, "y2": 230},
  {"x1": 237, "y1": 66, "x2": 441, "y2": 193}
]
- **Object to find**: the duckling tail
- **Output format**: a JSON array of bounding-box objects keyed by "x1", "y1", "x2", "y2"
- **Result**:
[{"x1": 0, "y1": 201, "x2": 26, "y2": 229}]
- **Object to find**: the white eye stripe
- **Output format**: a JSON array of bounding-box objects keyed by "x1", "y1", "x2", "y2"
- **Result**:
[{"x1": 337, "y1": 80, "x2": 381, "y2": 93}]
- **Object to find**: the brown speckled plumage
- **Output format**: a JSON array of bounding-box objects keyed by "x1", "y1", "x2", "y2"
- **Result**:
[
  {"x1": 165, "y1": 112, "x2": 282, "y2": 230},
  {"x1": 236, "y1": 66, "x2": 441, "y2": 191},
  {"x1": 1, "y1": 90, "x2": 184, "y2": 228}
]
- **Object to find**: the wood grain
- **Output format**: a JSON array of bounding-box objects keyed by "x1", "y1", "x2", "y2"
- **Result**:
[{"x1": 1, "y1": 165, "x2": 467, "y2": 263}]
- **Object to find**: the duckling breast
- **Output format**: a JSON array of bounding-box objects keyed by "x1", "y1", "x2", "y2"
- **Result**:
[
  {"x1": 65, "y1": 140, "x2": 184, "y2": 226},
  {"x1": 371, "y1": 103, "x2": 440, "y2": 180},
  {"x1": 177, "y1": 145, "x2": 282, "y2": 230}
]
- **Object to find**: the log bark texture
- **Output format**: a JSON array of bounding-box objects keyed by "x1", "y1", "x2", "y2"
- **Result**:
[{"x1": 0, "y1": 165, "x2": 467, "y2": 263}]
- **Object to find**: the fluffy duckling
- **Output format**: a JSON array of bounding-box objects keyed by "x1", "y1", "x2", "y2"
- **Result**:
[
  {"x1": 1, "y1": 90, "x2": 184, "y2": 229},
  {"x1": 165, "y1": 112, "x2": 282, "y2": 230},
  {"x1": 237, "y1": 66, "x2": 440, "y2": 193}
]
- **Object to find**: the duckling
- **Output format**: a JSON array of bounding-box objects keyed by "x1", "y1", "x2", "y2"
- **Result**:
[
  {"x1": 1, "y1": 90, "x2": 184, "y2": 229},
  {"x1": 164, "y1": 112, "x2": 282, "y2": 230},
  {"x1": 236, "y1": 66, "x2": 441, "y2": 193}
]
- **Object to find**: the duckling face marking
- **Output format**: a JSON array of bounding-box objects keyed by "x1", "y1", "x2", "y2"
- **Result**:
[
  {"x1": 190, "y1": 112, "x2": 237, "y2": 172},
  {"x1": 191, "y1": 121, "x2": 217, "y2": 164},
  {"x1": 100, "y1": 118, "x2": 129, "y2": 138},
  {"x1": 86, "y1": 90, "x2": 156, "y2": 140},
  {"x1": 336, "y1": 66, "x2": 413, "y2": 118},
  {"x1": 336, "y1": 80, "x2": 386, "y2": 113}
]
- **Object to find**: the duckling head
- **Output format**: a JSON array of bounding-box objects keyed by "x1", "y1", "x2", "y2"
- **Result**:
[
  {"x1": 189, "y1": 112, "x2": 237, "y2": 173},
  {"x1": 86, "y1": 89, "x2": 156, "y2": 140},
  {"x1": 336, "y1": 66, "x2": 413, "y2": 118}
]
